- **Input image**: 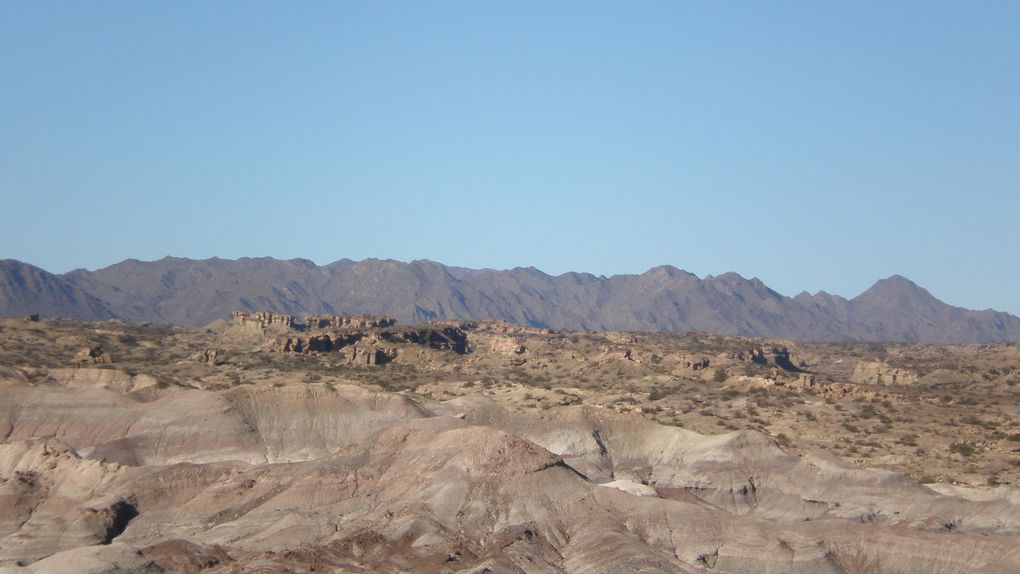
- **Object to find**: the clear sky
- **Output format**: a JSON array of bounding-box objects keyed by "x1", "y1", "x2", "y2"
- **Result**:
[{"x1": 2, "y1": 2, "x2": 1018, "y2": 314}]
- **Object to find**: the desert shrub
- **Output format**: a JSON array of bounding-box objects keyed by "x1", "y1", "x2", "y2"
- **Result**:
[
  {"x1": 858, "y1": 405, "x2": 879, "y2": 419},
  {"x1": 948, "y1": 442, "x2": 976, "y2": 457},
  {"x1": 896, "y1": 434, "x2": 918, "y2": 446},
  {"x1": 648, "y1": 387, "x2": 672, "y2": 401}
]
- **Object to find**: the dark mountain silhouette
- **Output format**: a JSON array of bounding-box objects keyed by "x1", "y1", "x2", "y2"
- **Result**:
[
  {"x1": 2, "y1": 257, "x2": 1018, "y2": 343},
  {"x1": 0, "y1": 260, "x2": 115, "y2": 321}
]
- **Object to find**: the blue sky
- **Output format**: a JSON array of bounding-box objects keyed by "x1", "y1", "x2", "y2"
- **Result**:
[{"x1": 2, "y1": 2, "x2": 1018, "y2": 314}]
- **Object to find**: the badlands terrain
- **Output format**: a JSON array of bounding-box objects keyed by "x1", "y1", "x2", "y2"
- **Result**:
[{"x1": 1, "y1": 312, "x2": 1020, "y2": 572}]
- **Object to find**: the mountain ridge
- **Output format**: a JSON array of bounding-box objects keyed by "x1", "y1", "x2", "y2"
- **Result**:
[{"x1": 1, "y1": 257, "x2": 1018, "y2": 343}]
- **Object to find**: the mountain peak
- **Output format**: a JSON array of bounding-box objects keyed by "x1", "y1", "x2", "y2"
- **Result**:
[
  {"x1": 854, "y1": 275, "x2": 937, "y2": 305},
  {"x1": 2, "y1": 258, "x2": 1018, "y2": 343},
  {"x1": 644, "y1": 265, "x2": 695, "y2": 279},
  {"x1": 874, "y1": 274, "x2": 917, "y2": 288}
]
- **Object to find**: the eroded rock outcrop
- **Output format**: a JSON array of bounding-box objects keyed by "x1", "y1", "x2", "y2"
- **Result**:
[
  {"x1": 380, "y1": 327, "x2": 470, "y2": 354},
  {"x1": 232, "y1": 310, "x2": 294, "y2": 329},
  {"x1": 851, "y1": 361, "x2": 919, "y2": 386},
  {"x1": 345, "y1": 346, "x2": 398, "y2": 366},
  {"x1": 273, "y1": 326, "x2": 470, "y2": 357},
  {"x1": 73, "y1": 346, "x2": 112, "y2": 365},
  {"x1": 304, "y1": 314, "x2": 396, "y2": 330},
  {"x1": 274, "y1": 332, "x2": 364, "y2": 354},
  {"x1": 488, "y1": 335, "x2": 527, "y2": 355},
  {"x1": 190, "y1": 348, "x2": 222, "y2": 365},
  {"x1": 726, "y1": 345, "x2": 801, "y2": 372},
  {"x1": 678, "y1": 354, "x2": 710, "y2": 370}
]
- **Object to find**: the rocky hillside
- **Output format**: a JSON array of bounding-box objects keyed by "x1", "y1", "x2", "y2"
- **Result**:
[
  {"x1": 0, "y1": 260, "x2": 114, "y2": 321},
  {"x1": 2, "y1": 257, "x2": 1019, "y2": 343}
]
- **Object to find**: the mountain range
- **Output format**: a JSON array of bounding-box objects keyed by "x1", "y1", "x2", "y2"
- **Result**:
[{"x1": 1, "y1": 257, "x2": 1018, "y2": 343}]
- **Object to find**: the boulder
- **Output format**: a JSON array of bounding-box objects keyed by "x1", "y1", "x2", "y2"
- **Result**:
[
  {"x1": 73, "y1": 346, "x2": 112, "y2": 365},
  {"x1": 190, "y1": 349, "x2": 222, "y2": 365}
]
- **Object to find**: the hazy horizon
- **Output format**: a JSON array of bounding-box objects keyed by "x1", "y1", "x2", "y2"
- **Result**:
[{"x1": 9, "y1": 254, "x2": 1014, "y2": 317}]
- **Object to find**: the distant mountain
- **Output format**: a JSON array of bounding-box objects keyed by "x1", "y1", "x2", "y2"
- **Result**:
[
  {"x1": 0, "y1": 260, "x2": 115, "y2": 321},
  {"x1": 2, "y1": 257, "x2": 1019, "y2": 343}
]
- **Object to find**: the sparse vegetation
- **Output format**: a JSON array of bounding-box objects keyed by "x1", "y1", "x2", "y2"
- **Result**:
[{"x1": 1, "y1": 316, "x2": 1018, "y2": 488}]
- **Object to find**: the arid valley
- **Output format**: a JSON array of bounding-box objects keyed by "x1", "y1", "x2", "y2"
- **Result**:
[{"x1": 2, "y1": 311, "x2": 1019, "y2": 573}]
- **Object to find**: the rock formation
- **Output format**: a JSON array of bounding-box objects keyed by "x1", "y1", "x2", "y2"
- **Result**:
[
  {"x1": 332, "y1": 346, "x2": 399, "y2": 365},
  {"x1": 189, "y1": 349, "x2": 221, "y2": 364},
  {"x1": 274, "y1": 333, "x2": 364, "y2": 354},
  {"x1": 264, "y1": 317, "x2": 470, "y2": 358},
  {"x1": 677, "y1": 354, "x2": 711, "y2": 370},
  {"x1": 304, "y1": 314, "x2": 396, "y2": 329},
  {"x1": 726, "y1": 345, "x2": 801, "y2": 372},
  {"x1": 489, "y1": 335, "x2": 527, "y2": 355},
  {"x1": 231, "y1": 310, "x2": 294, "y2": 329},
  {"x1": 379, "y1": 327, "x2": 470, "y2": 354},
  {"x1": 73, "y1": 346, "x2": 112, "y2": 365},
  {"x1": 851, "y1": 361, "x2": 920, "y2": 386}
]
